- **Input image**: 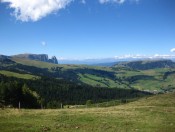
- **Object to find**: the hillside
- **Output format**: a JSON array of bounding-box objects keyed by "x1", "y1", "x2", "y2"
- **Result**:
[
  {"x1": 0, "y1": 72, "x2": 149, "y2": 108},
  {"x1": 1, "y1": 57, "x2": 175, "y2": 92},
  {"x1": 114, "y1": 60, "x2": 175, "y2": 70},
  {"x1": 0, "y1": 70, "x2": 38, "y2": 80},
  {"x1": 1, "y1": 56, "x2": 175, "y2": 108},
  {"x1": 4, "y1": 57, "x2": 127, "y2": 88},
  {"x1": 0, "y1": 57, "x2": 150, "y2": 108},
  {"x1": 0, "y1": 93, "x2": 174, "y2": 132}
]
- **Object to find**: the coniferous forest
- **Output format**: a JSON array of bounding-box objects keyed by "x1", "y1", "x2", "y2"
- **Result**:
[{"x1": 0, "y1": 74, "x2": 150, "y2": 108}]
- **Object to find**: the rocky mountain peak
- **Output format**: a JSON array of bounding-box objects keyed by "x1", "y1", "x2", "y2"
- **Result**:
[
  {"x1": 12, "y1": 54, "x2": 58, "y2": 64},
  {"x1": 49, "y1": 56, "x2": 58, "y2": 64}
]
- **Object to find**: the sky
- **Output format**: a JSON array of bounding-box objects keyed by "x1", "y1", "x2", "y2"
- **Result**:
[{"x1": 0, "y1": 0, "x2": 175, "y2": 60}]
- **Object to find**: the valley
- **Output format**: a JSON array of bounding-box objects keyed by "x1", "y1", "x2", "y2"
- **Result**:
[
  {"x1": 1, "y1": 54, "x2": 175, "y2": 109},
  {"x1": 1, "y1": 1, "x2": 175, "y2": 131},
  {"x1": 1, "y1": 55, "x2": 175, "y2": 92}
]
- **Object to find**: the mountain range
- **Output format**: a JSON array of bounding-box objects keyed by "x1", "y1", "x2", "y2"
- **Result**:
[
  {"x1": 58, "y1": 55, "x2": 175, "y2": 65},
  {"x1": 1, "y1": 53, "x2": 175, "y2": 91},
  {"x1": 2, "y1": 53, "x2": 175, "y2": 66},
  {"x1": 1, "y1": 54, "x2": 58, "y2": 64},
  {"x1": 1, "y1": 53, "x2": 175, "y2": 108}
]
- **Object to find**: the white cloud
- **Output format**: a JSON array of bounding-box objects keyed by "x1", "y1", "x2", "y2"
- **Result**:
[
  {"x1": 1, "y1": 0, "x2": 141, "y2": 22},
  {"x1": 114, "y1": 54, "x2": 175, "y2": 60},
  {"x1": 81, "y1": 0, "x2": 86, "y2": 4},
  {"x1": 99, "y1": 0, "x2": 139, "y2": 4},
  {"x1": 1, "y1": 0, "x2": 73, "y2": 22},
  {"x1": 41, "y1": 41, "x2": 46, "y2": 46},
  {"x1": 114, "y1": 54, "x2": 146, "y2": 59},
  {"x1": 170, "y1": 48, "x2": 175, "y2": 52},
  {"x1": 151, "y1": 54, "x2": 175, "y2": 59},
  {"x1": 99, "y1": 0, "x2": 125, "y2": 4}
]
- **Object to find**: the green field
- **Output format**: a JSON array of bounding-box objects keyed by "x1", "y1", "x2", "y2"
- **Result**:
[
  {"x1": 0, "y1": 70, "x2": 38, "y2": 80},
  {"x1": 0, "y1": 93, "x2": 175, "y2": 132}
]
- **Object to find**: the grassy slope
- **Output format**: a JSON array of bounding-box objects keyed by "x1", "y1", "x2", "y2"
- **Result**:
[
  {"x1": 12, "y1": 58, "x2": 121, "y2": 88},
  {"x1": 12, "y1": 57, "x2": 59, "y2": 69},
  {"x1": 131, "y1": 69, "x2": 175, "y2": 91},
  {"x1": 12, "y1": 57, "x2": 109, "y2": 70},
  {"x1": 11, "y1": 57, "x2": 175, "y2": 91},
  {"x1": 78, "y1": 73, "x2": 120, "y2": 88},
  {"x1": 0, "y1": 93, "x2": 175, "y2": 132},
  {"x1": 115, "y1": 68, "x2": 175, "y2": 91},
  {"x1": 0, "y1": 70, "x2": 38, "y2": 80}
]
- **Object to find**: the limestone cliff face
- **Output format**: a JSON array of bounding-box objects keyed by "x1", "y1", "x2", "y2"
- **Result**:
[
  {"x1": 27, "y1": 54, "x2": 48, "y2": 62},
  {"x1": 13, "y1": 54, "x2": 58, "y2": 64},
  {"x1": 49, "y1": 56, "x2": 58, "y2": 64}
]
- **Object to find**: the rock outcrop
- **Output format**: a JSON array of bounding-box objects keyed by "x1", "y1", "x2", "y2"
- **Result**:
[
  {"x1": 13, "y1": 54, "x2": 58, "y2": 64},
  {"x1": 49, "y1": 56, "x2": 58, "y2": 64}
]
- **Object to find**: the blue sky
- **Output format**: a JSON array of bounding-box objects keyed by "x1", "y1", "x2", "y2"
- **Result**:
[{"x1": 0, "y1": 0, "x2": 175, "y2": 59}]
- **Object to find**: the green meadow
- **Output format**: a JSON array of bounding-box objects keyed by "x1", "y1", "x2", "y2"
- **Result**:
[
  {"x1": 0, "y1": 93, "x2": 175, "y2": 132},
  {"x1": 0, "y1": 70, "x2": 38, "y2": 80}
]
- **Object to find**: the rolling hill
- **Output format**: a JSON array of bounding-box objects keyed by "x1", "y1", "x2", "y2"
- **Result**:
[
  {"x1": 114, "y1": 59, "x2": 175, "y2": 70},
  {"x1": 1, "y1": 54, "x2": 175, "y2": 108},
  {"x1": 1, "y1": 54, "x2": 175, "y2": 92}
]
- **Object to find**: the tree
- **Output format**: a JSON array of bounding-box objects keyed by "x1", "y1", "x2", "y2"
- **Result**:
[
  {"x1": 86, "y1": 100, "x2": 93, "y2": 106},
  {"x1": 21, "y1": 84, "x2": 40, "y2": 108}
]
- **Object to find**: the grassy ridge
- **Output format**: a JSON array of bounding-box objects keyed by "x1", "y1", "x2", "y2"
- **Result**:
[
  {"x1": 0, "y1": 70, "x2": 38, "y2": 80},
  {"x1": 115, "y1": 68, "x2": 175, "y2": 91},
  {"x1": 0, "y1": 93, "x2": 175, "y2": 132}
]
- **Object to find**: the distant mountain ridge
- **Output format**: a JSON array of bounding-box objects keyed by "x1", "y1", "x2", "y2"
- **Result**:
[
  {"x1": 0, "y1": 55, "x2": 10, "y2": 59},
  {"x1": 12, "y1": 54, "x2": 58, "y2": 64},
  {"x1": 114, "y1": 60, "x2": 175, "y2": 70}
]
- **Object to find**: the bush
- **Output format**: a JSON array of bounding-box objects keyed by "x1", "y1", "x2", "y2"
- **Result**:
[{"x1": 86, "y1": 100, "x2": 93, "y2": 106}]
